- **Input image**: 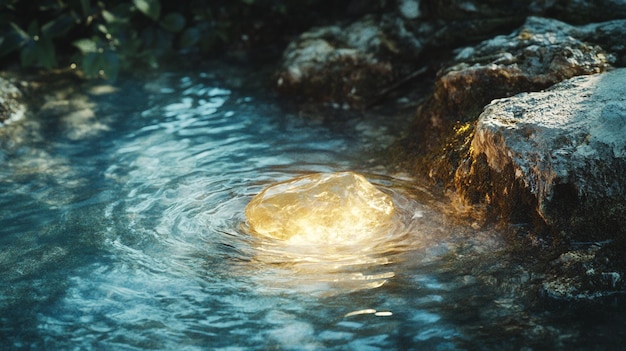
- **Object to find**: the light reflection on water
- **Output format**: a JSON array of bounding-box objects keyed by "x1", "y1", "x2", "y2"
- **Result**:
[{"x1": 1, "y1": 65, "x2": 625, "y2": 350}]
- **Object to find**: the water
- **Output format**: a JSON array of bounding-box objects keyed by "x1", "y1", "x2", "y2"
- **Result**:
[{"x1": 1, "y1": 63, "x2": 625, "y2": 350}]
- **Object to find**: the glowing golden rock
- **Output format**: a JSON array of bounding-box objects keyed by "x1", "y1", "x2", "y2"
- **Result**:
[{"x1": 245, "y1": 172, "x2": 395, "y2": 243}]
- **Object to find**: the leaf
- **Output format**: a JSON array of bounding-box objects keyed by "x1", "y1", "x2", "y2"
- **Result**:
[
  {"x1": 154, "y1": 28, "x2": 172, "y2": 54},
  {"x1": 20, "y1": 35, "x2": 57, "y2": 69},
  {"x1": 118, "y1": 37, "x2": 141, "y2": 55},
  {"x1": 20, "y1": 40, "x2": 38, "y2": 67},
  {"x1": 180, "y1": 27, "x2": 200, "y2": 48},
  {"x1": 103, "y1": 3, "x2": 132, "y2": 25},
  {"x1": 102, "y1": 50, "x2": 120, "y2": 81},
  {"x1": 42, "y1": 14, "x2": 75, "y2": 38},
  {"x1": 0, "y1": 25, "x2": 28, "y2": 57},
  {"x1": 132, "y1": 0, "x2": 160, "y2": 21},
  {"x1": 145, "y1": 54, "x2": 158, "y2": 69},
  {"x1": 80, "y1": 0, "x2": 90, "y2": 17},
  {"x1": 97, "y1": 24, "x2": 108, "y2": 34},
  {"x1": 160, "y1": 12, "x2": 185, "y2": 33},
  {"x1": 110, "y1": 3, "x2": 133, "y2": 20},
  {"x1": 9, "y1": 22, "x2": 29, "y2": 40},
  {"x1": 73, "y1": 38, "x2": 97, "y2": 54},
  {"x1": 81, "y1": 51, "x2": 100, "y2": 78},
  {"x1": 0, "y1": 37, "x2": 18, "y2": 57},
  {"x1": 37, "y1": 36, "x2": 57, "y2": 69},
  {"x1": 27, "y1": 20, "x2": 39, "y2": 37},
  {"x1": 140, "y1": 26, "x2": 156, "y2": 48},
  {"x1": 102, "y1": 10, "x2": 116, "y2": 23}
]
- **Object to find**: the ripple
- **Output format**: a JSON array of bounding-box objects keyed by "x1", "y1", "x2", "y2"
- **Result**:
[
  {"x1": 100, "y1": 75, "x2": 442, "y2": 298},
  {"x1": 239, "y1": 182, "x2": 444, "y2": 295},
  {"x1": 1, "y1": 66, "x2": 580, "y2": 350}
]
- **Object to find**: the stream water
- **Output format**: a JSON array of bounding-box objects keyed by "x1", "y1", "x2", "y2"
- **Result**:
[{"x1": 1, "y1": 63, "x2": 625, "y2": 350}]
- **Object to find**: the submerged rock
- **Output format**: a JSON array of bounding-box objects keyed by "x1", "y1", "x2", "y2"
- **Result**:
[
  {"x1": 541, "y1": 245, "x2": 624, "y2": 300},
  {"x1": 245, "y1": 172, "x2": 395, "y2": 244}
]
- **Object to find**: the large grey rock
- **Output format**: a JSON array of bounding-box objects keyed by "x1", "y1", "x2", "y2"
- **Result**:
[
  {"x1": 439, "y1": 16, "x2": 611, "y2": 122},
  {"x1": 411, "y1": 16, "x2": 612, "y2": 185},
  {"x1": 458, "y1": 68, "x2": 626, "y2": 241}
]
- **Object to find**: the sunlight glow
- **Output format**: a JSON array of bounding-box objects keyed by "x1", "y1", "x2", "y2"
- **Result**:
[{"x1": 245, "y1": 172, "x2": 395, "y2": 245}]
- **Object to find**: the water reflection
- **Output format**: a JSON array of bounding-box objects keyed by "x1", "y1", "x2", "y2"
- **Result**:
[
  {"x1": 2, "y1": 65, "x2": 625, "y2": 350},
  {"x1": 243, "y1": 180, "x2": 443, "y2": 295},
  {"x1": 86, "y1": 69, "x2": 470, "y2": 348}
]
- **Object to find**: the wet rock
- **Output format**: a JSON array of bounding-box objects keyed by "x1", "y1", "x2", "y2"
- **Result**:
[
  {"x1": 275, "y1": 2, "x2": 525, "y2": 107},
  {"x1": 275, "y1": 16, "x2": 401, "y2": 107},
  {"x1": 271, "y1": 0, "x2": 626, "y2": 300},
  {"x1": 449, "y1": 16, "x2": 610, "y2": 89},
  {"x1": 245, "y1": 172, "x2": 395, "y2": 244},
  {"x1": 408, "y1": 16, "x2": 611, "y2": 185},
  {"x1": 457, "y1": 68, "x2": 626, "y2": 244},
  {"x1": 0, "y1": 77, "x2": 25, "y2": 125},
  {"x1": 572, "y1": 19, "x2": 626, "y2": 66},
  {"x1": 541, "y1": 245, "x2": 624, "y2": 300},
  {"x1": 275, "y1": 0, "x2": 626, "y2": 106}
]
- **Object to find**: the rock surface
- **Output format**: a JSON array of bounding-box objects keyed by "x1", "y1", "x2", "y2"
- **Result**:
[
  {"x1": 0, "y1": 77, "x2": 25, "y2": 125},
  {"x1": 412, "y1": 16, "x2": 613, "y2": 186},
  {"x1": 572, "y1": 19, "x2": 626, "y2": 66},
  {"x1": 454, "y1": 69, "x2": 626, "y2": 298},
  {"x1": 541, "y1": 245, "x2": 624, "y2": 300},
  {"x1": 245, "y1": 172, "x2": 395, "y2": 244},
  {"x1": 274, "y1": 1, "x2": 626, "y2": 107},
  {"x1": 387, "y1": 12, "x2": 626, "y2": 299},
  {"x1": 274, "y1": 2, "x2": 529, "y2": 107},
  {"x1": 457, "y1": 69, "x2": 626, "y2": 240},
  {"x1": 275, "y1": 16, "x2": 405, "y2": 107}
]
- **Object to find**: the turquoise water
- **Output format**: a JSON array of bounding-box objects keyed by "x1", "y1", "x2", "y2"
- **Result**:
[{"x1": 1, "y1": 64, "x2": 625, "y2": 350}]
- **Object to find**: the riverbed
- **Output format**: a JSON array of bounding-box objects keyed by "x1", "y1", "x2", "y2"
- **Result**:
[{"x1": 1, "y1": 63, "x2": 625, "y2": 350}]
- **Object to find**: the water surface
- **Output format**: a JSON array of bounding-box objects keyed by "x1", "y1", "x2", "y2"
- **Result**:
[{"x1": 1, "y1": 63, "x2": 625, "y2": 350}]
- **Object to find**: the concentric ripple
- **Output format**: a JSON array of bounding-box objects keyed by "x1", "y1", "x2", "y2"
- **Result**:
[
  {"x1": 3, "y1": 65, "x2": 620, "y2": 351},
  {"x1": 96, "y1": 71, "x2": 439, "y2": 294}
]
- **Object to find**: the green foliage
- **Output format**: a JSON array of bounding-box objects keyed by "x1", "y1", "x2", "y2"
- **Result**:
[
  {"x1": 161, "y1": 13, "x2": 186, "y2": 32},
  {"x1": 0, "y1": 0, "x2": 354, "y2": 80},
  {"x1": 133, "y1": 0, "x2": 161, "y2": 21}
]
